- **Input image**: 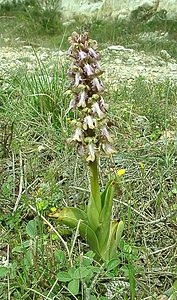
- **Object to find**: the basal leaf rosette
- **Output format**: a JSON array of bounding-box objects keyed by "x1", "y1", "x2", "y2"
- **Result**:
[{"x1": 67, "y1": 32, "x2": 116, "y2": 162}]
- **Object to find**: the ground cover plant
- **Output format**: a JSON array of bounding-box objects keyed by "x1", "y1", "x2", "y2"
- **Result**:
[{"x1": 0, "y1": 3, "x2": 177, "y2": 300}]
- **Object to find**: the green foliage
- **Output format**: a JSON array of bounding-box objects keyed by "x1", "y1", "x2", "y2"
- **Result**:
[
  {"x1": 0, "y1": 0, "x2": 63, "y2": 37},
  {"x1": 0, "y1": 19, "x2": 177, "y2": 298}
]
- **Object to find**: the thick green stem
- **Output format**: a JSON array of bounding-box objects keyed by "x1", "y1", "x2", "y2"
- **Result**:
[{"x1": 88, "y1": 159, "x2": 101, "y2": 214}]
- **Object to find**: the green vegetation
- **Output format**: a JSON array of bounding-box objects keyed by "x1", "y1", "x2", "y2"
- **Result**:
[
  {"x1": 0, "y1": 2, "x2": 177, "y2": 299},
  {"x1": 0, "y1": 0, "x2": 177, "y2": 56}
]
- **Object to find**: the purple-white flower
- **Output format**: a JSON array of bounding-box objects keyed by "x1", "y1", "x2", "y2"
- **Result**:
[
  {"x1": 84, "y1": 64, "x2": 94, "y2": 76},
  {"x1": 72, "y1": 127, "x2": 83, "y2": 142},
  {"x1": 77, "y1": 144, "x2": 85, "y2": 156},
  {"x1": 102, "y1": 143, "x2": 116, "y2": 155},
  {"x1": 74, "y1": 73, "x2": 82, "y2": 87},
  {"x1": 83, "y1": 115, "x2": 97, "y2": 130},
  {"x1": 77, "y1": 90, "x2": 87, "y2": 108},
  {"x1": 66, "y1": 99, "x2": 76, "y2": 113},
  {"x1": 78, "y1": 51, "x2": 87, "y2": 60},
  {"x1": 101, "y1": 127, "x2": 113, "y2": 143},
  {"x1": 99, "y1": 96, "x2": 106, "y2": 112},
  {"x1": 92, "y1": 102, "x2": 105, "y2": 119},
  {"x1": 91, "y1": 78, "x2": 104, "y2": 92},
  {"x1": 88, "y1": 47, "x2": 99, "y2": 59},
  {"x1": 86, "y1": 143, "x2": 96, "y2": 162}
]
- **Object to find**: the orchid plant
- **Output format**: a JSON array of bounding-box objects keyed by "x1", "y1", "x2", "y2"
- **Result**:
[{"x1": 50, "y1": 32, "x2": 124, "y2": 262}]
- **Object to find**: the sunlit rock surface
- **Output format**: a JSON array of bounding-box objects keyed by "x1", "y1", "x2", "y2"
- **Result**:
[
  {"x1": 0, "y1": 0, "x2": 177, "y2": 20},
  {"x1": 60, "y1": 0, "x2": 177, "y2": 20}
]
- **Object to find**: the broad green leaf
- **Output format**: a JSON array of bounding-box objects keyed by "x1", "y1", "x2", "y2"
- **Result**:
[
  {"x1": 0, "y1": 267, "x2": 8, "y2": 277},
  {"x1": 108, "y1": 220, "x2": 124, "y2": 260},
  {"x1": 57, "y1": 271, "x2": 72, "y2": 282},
  {"x1": 68, "y1": 267, "x2": 76, "y2": 277},
  {"x1": 100, "y1": 179, "x2": 113, "y2": 209},
  {"x1": 83, "y1": 251, "x2": 94, "y2": 266},
  {"x1": 107, "y1": 258, "x2": 120, "y2": 271},
  {"x1": 87, "y1": 195, "x2": 100, "y2": 231},
  {"x1": 68, "y1": 279, "x2": 79, "y2": 295},
  {"x1": 26, "y1": 219, "x2": 37, "y2": 238},
  {"x1": 97, "y1": 180, "x2": 115, "y2": 251},
  {"x1": 74, "y1": 267, "x2": 92, "y2": 279},
  {"x1": 55, "y1": 250, "x2": 65, "y2": 264},
  {"x1": 115, "y1": 220, "x2": 124, "y2": 248},
  {"x1": 49, "y1": 207, "x2": 88, "y2": 228},
  {"x1": 89, "y1": 161, "x2": 102, "y2": 214},
  {"x1": 79, "y1": 222, "x2": 100, "y2": 257},
  {"x1": 54, "y1": 207, "x2": 101, "y2": 257},
  {"x1": 23, "y1": 250, "x2": 33, "y2": 269},
  {"x1": 12, "y1": 240, "x2": 30, "y2": 253}
]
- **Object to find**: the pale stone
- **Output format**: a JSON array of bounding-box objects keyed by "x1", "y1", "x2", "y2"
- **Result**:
[
  {"x1": 108, "y1": 45, "x2": 134, "y2": 52},
  {"x1": 160, "y1": 49, "x2": 171, "y2": 60},
  {"x1": 1, "y1": 0, "x2": 177, "y2": 20},
  {"x1": 60, "y1": 0, "x2": 177, "y2": 20}
]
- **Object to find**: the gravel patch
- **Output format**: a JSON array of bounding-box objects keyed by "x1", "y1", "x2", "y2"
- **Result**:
[{"x1": 0, "y1": 44, "x2": 177, "y2": 90}]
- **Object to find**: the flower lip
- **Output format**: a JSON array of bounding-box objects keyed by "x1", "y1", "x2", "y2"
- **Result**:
[
  {"x1": 78, "y1": 50, "x2": 87, "y2": 60},
  {"x1": 72, "y1": 127, "x2": 83, "y2": 142},
  {"x1": 92, "y1": 102, "x2": 105, "y2": 119},
  {"x1": 74, "y1": 73, "x2": 82, "y2": 87},
  {"x1": 84, "y1": 63, "x2": 94, "y2": 76},
  {"x1": 77, "y1": 143, "x2": 85, "y2": 156},
  {"x1": 102, "y1": 143, "x2": 116, "y2": 155},
  {"x1": 91, "y1": 77, "x2": 104, "y2": 92},
  {"x1": 77, "y1": 90, "x2": 87, "y2": 108},
  {"x1": 86, "y1": 143, "x2": 96, "y2": 162},
  {"x1": 88, "y1": 47, "x2": 99, "y2": 59},
  {"x1": 101, "y1": 126, "x2": 113, "y2": 143},
  {"x1": 83, "y1": 115, "x2": 97, "y2": 130},
  {"x1": 67, "y1": 99, "x2": 76, "y2": 112},
  {"x1": 99, "y1": 96, "x2": 107, "y2": 112}
]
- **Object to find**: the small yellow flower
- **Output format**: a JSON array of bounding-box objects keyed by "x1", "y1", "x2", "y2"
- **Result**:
[
  {"x1": 140, "y1": 162, "x2": 145, "y2": 170},
  {"x1": 66, "y1": 117, "x2": 72, "y2": 123},
  {"x1": 50, "y1": 207, "x2": 57, "y2": 212},
  {"x1": 117, "y1": 169, "x2": 126, "y2": 176}
]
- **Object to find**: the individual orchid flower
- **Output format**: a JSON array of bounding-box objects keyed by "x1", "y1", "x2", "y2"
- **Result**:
[
  {"x1": 77, "y1": 143, "x2": 85, "y2": 156},
  {"x1": 74, "y1": 72, "x2": 82, "y2": 87},
  {"x1": 84, "y1": 63, "x2": 94, "y2": 76},
  {"x1": 67, "y1": 99, "x2": 76, "y2": 112},
  {"x1": 91, "y1": 77, "x2": 104, "y2": 92},
  {"x1": 99, "y1": 96, "x2": 107, "y2": 112},
  {"x1": 101, "y1": 126, "x2": 113, "y2": 143},
  {"x1": 88, "y1": 47, "x2": 99, "y2": 59},
  {"x1": 83, "y1": 115, "x2": 97, "y2": 130},
  {"x1": 72, "y1": 127, "x2": 83, "y2": 142},
  {"x1": 78, "y1": 50, "x2": 87, "y2": 60},
  {"x1": 77, "y1": 90, "x2": 87, "y2": 108},
  {"x1": 86, "y1": 143, "x2": 96, "y2": 162},
  {"x1": 91, "y1": 102, "x2": 105, "y2": 119},
  {"x1": 102, "y1": 143, "x2": 116, "y2": 155}
]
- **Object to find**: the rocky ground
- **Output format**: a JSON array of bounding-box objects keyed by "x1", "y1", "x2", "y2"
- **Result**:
[{"x1": 1, "y1": 40, "x2": 177, "y2": 91}]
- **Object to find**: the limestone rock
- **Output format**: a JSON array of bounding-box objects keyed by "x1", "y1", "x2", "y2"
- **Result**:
[{"x1": 1, "y1": 0, "x2": 177, "y2": 21}]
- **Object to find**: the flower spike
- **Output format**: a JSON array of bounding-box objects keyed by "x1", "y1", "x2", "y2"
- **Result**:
[{"x1": 67, "y1": 32, "x2": 116, "y2": 161}]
